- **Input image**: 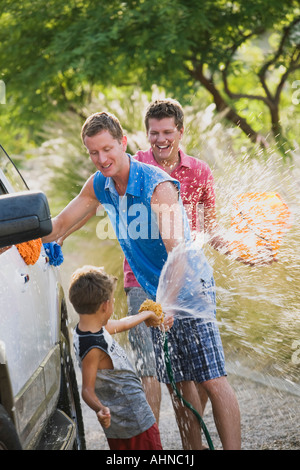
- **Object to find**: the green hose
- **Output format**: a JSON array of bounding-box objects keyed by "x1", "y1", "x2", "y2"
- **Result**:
[{"x1": 163, "y1": 332, "x2": 215, "y2": 451}]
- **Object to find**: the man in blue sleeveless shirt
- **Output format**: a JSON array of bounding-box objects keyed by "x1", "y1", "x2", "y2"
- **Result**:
[{"x1": 43, "y1": 111, "x2": 241, "y2": 450}]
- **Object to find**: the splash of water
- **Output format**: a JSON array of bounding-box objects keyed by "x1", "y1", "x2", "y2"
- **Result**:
[
  {"x1": 206, "y1": 150, "x2": 300, "y2": 384},
  {"x1": 156, "y1": 237, "x2": 217, "y2": 323},
  {"x1": 156, "y1": 149, "x2": 300, "y2": 385}
]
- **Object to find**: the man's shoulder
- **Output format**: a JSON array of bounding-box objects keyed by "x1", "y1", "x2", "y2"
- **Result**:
[
  {"x1": 132, "y1": 154, "x2": 169, "y2": 179},
  {"x1": 180, "y1": 150, "x2": 211, "y2": 171},
  {"x1": 179, "y1": 152, "x2": 214, "y2": 184},
  {"x1": 134, "y1": 149, "x2": 152, "y2": 162},
  {"x1": 90, "y1": 171, "x2": 108, "y2": 199},
  {"x1": 92, "y1": 170, "x2": 104, "y2": 185}
]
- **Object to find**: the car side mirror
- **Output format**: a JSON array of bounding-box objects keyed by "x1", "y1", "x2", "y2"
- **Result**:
[{"x1": 0, "y1": 191, "x2": 52, "y2": 248}]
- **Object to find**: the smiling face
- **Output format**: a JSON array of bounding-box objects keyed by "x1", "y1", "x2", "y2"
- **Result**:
[
  {"x1": 147, "y1": 117, "x2": 184, "y2": 167},
  {"x1": 84, "y1": 130, "x2": 128, "y2": 178}
]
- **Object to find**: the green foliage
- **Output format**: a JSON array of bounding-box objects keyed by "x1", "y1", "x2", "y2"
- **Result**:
[{"x1": 0, "y1": 0, "x2": 299, "y2": 151}]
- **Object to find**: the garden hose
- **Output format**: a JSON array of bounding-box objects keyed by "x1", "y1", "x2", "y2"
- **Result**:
[
  {"x1": 163, "y1": 332, "x2": 215, "y2": 451},
  {"x1": 139, "y1": 299, "x2": 215, "y2": 450}
]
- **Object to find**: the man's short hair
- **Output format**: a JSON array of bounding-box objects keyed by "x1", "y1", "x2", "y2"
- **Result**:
[
  {"x1": 69, "y1": 265, "x2": 117, "y2": 314},
  {"x1": 81, "y1": 111, "x2": 124, "y2": 143},
  {"x1": 144, "y1": 99, "x2": 184, "y2": 131}
]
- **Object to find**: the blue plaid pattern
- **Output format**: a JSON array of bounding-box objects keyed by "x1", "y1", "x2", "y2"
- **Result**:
[{"x1": 152, "y1": 316, "x2": 226, "y2": 384}]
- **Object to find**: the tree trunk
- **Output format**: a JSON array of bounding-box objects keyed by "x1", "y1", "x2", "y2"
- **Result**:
[
  {"x1": 269, "y1": 102, "x2": 290, "y2": 155},
  {"x1": 192, "y1": 65, "x2": 269, "y2": 148}
]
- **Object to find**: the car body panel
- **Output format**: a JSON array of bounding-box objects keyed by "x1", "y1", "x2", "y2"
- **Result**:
[
  {"x1": 0, "y1": 245, "x2": 59, "y2": 396},
  {"x1": 0, "y1": 144, "x2": 85, "y2": 449},
  {"x1": 14, "y1": 346, "x2": 61, "y2": 448}
]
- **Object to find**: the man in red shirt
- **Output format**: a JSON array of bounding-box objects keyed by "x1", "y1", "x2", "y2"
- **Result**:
[{"x1": 125, "y1": 99, "x2": 240, "y2": 450}]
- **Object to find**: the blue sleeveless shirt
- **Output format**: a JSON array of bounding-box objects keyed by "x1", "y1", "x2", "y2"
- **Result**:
[{"x1": 93, "y1": 154, "x2": 191, "y2": 298}]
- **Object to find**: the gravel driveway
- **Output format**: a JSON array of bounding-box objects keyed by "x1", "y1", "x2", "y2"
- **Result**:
[{"x1": 76, "y1": 366, "x2": 300, "y2": 451}]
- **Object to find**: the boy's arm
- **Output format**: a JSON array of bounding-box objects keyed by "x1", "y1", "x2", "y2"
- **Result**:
[
  {"x1": 106, "y1": 310, "x2": 162, "y2": 335},
  {"x1": 81, "y1": 348, "x2": 111, "y2": 428}
]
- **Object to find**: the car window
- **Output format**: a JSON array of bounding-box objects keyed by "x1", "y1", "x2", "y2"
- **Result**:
[{"x1": 0, "y1": 145, "x2": 29, "y2": 194}]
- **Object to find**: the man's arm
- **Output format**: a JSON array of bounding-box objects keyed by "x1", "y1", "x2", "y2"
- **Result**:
[
  {"x1": 203, "y1": 204, "x2": 231, "y2": 254},
  {"x1": 150, "y1": 181, "x2": 188, "y2": 309},
  {"x1": 151, "y1": 181, "x2": 183, "y2": 254},
  {"x1": 56, "y1": 209, "x2": 98, "y2": 245},
  {"x1": 42, "y1": 175, "x2": 100, "y2": 243},
  {"x1": 203, "y1": 204, "x2": 274, "y2": 265}
]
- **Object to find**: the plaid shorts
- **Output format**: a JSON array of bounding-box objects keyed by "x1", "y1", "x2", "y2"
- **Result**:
[{"x1": 151, "y1": 316, "x2": 226, "y2": 384}]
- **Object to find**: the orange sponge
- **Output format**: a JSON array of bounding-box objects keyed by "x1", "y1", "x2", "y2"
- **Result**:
[
  {"x1": 16, "y1": 238, "x2": 42, "y2": 265},
  {"x1": 229, "y1": 192, "x2": 291, "y2": 261},
  {"x1": 139, "y1": 299, "x2": 164, "y2": 324}
]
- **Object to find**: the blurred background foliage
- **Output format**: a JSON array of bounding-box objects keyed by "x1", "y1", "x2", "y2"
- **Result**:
[
  {"x1": 1, "y1": 0, "x2": 300, "y2": 384},
  {"x1": 0, "y1": 0, "x2": 299, "y2": 157}
]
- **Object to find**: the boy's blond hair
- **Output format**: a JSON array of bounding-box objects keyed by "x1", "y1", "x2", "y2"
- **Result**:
[{"x1": 69, "y1": 265, "x2": 117, "y2": 315}]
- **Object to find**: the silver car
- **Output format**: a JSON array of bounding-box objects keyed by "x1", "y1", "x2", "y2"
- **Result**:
[{"x1": 0, "y1": 145, "x2": 85, "y2": 450}]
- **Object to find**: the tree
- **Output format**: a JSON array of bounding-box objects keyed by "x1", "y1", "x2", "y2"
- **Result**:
[{"x1": 0, "y1": 0, "x2": 299, "y2": 152}]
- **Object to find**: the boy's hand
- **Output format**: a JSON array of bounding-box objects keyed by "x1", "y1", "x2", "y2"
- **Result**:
[
  {"x1": 144, "y1": 311, "x2": 162, "y2": 327},
  {"x1": 145, "y1": 311, "x2": 174, "y2": 331},
  {"x1": 96, "y1": 407, "x2": 111, "y2": 428},
  {"x1": 139, "y1": 299, "x2": 164, "y2": 327}
]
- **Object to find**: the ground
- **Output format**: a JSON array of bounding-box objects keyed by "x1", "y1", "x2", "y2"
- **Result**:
[{"x1": 76, "y1": 366, "x2": 300, "y2": 451}]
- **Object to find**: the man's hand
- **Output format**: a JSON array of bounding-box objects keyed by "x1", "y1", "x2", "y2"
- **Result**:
[
  {"x1": 161, "y1": 312, "x2": 174, "y2": 331},
  {"x1": 231, "y1": 244, "x2": 277, "y2": 266}
]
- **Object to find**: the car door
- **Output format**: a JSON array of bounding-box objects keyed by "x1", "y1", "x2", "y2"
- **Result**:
[{"x1": 0, "y1": 145, "x2": 61, "y2": 446}]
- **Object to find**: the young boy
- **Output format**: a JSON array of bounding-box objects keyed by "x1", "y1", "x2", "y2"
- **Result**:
[{"x1": 70, "y1": 265, "x2": 164, "y2": 450}]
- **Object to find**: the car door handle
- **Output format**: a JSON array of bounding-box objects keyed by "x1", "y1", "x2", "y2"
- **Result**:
[
  {"x1": 39, "y1": 253, "x2": 50, "y2": 271},
  {"x1": 17, "y1": 271, "x2": 30, "y2": 292},
  {"x1": 21, "y1": 273, "x2": 30, "y2": 284}
]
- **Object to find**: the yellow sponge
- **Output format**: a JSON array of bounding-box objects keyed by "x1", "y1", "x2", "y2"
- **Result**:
[{"x1": 139, "y1": 299, "x2": 164, "y2": 324}]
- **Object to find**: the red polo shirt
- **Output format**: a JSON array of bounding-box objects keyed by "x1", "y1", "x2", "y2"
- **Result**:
[{"x1": 123, "y1": 148, "x2": 216, "y2": 288}]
